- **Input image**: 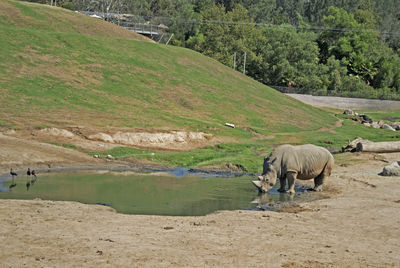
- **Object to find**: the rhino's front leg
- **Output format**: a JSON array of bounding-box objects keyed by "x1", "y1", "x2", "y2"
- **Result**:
[
  {"x1": 278, "y1": 177, "x2": 286, "y2": 192},
  {"x1": 286, "y1": 171, "x2": 297, "y2": 194}
]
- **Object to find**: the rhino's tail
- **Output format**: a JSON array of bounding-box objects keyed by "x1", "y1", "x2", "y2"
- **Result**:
[{"x1": 322, "y1": 156, "x2": 334, "y2": 177}]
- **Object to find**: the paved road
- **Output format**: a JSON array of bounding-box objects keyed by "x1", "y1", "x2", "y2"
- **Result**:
[{"x1": 287, "y1": 94, "x2": 400, "y2": 111}]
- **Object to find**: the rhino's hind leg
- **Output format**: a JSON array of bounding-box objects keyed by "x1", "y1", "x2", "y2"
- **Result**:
[
  {"x1": 313, "y1": 173, "x2": 326, "y2": 191},
  {"x1": 277, "y1": 177, "x2": 286, "y2": 192},
  {"x1": 286, "y1": 172, "x2": 297, "y2": 194}
]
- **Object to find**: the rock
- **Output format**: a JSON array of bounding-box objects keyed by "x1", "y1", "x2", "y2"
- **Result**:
[
  {"x1": 93, "y1": 154, "x2": 99, "y2": 158},
  {"x1": 390, "y1": 122, "x2": 400, "y2": 130},
  {"x1": 343, "y1": 109, "x2": 355, "y2": 115},
  {"x1": 381, "y1": 124, "x2": 396, "y2": 131},
  {"x1": 362, "y1": 122, "x2": 371, "y2": 127},
  {"x1": 4, "y1": 129, "x2": 16, "y2": 135},
  {"x1": 225, "y1": 123, "x2": 235, "y2": 128},
  {"x1": 359, "y1": 114, "x2": 373, "y2": 124},
  {"x1": 40, "y1": 128, "x2": 75, "y2": 138},
  {"x1": 371, "y1": 122, "x2": 381, "y2": 129},
  {"x1": 88, "y1": 133, "x2": 114, "y2": 143},
  {"x1": 106, "y1": 154, "x2": 114, "y2": 160},
  {"x1": 377, "y1": 120, "x2": 385, "y2": 127},
  {"x1": 381, "y1": 162, "x2": 400, "y2": 176}
]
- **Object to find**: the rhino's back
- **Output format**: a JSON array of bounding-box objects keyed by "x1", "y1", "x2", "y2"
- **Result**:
[{"x1": 276, "y1": 144, "x2": 333, "y2": 180}]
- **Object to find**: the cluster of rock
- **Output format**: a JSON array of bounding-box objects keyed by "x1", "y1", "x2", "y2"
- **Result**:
[{"x1": 343, "y1": 109, "x2": 400, "y2": 131}]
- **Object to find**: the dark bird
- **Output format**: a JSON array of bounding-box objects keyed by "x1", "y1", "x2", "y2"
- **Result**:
[
  {"x1": 30, "y1": 170, "x2": 37, "y2": 185},
  {"x1": 9, "y1": 168, "x2": 17, "y2": 189},
  {"x1": 26, "y1": 168, "x2": 31, "y2": 190},
  {"x1": 10, "y1": 168, "x2": 17, "y2": 178}
]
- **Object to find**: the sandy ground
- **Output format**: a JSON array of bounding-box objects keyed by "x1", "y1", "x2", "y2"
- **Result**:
[{"x1": 0, "y1": 134, "x2": 400, "y2": 267}]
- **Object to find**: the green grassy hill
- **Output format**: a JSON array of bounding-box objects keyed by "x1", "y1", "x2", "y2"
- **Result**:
[{"x1": 0, "y1": 0, "x2": 398, "y2": 171}]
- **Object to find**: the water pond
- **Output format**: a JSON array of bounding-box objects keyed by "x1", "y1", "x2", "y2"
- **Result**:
[{"x1": 0, "y1": 168, "x2": 304, "y2": 216}]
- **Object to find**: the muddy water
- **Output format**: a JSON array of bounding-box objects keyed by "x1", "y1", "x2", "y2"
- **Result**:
[{"x1": 0, "y1": 169, "x2": 306, "y2": 216}]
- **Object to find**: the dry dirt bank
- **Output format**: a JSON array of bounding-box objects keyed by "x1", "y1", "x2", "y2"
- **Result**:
[{"x1": 0, "y1": 134, "x2": 399, "y2": 267}]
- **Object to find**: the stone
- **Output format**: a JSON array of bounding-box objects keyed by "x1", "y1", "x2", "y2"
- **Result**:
[
  {"x1": 343, "y1": 109, "x2": 354, "y2": 115},
  {"x1": 381, "y1": 162, "x2": 400, "y2": 176},
  {"x1": 381, "y1": 124, "x2": 396, "y2": 131},
  {"x1": 371, "y1": 122, "x2": 380, "y2": 129},
  {"x1": 359, "y1": 114, "x2": 373, "y2": 124},
  {"x1": 390, "y1": 122, "x2": 400, "y2": 130}
]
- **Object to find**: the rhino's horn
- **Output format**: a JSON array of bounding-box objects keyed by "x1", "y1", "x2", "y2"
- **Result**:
[{"x1": 252, "y1": 180, "x2": 262, "y2": 190}]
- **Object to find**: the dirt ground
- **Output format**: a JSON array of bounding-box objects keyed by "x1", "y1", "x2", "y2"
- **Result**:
[{"x1": 0, "y1": 133, "x2": 400, "y2": 267}]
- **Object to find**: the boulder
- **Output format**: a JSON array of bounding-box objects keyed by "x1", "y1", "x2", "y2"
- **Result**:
[
  {"x1": 343, "y1": 109, "x2": 355, "y2": 115},
  {"x1": 390, "y1": 122, "x2": 400, "y2": 130},
  {"x1": 88, "y1": 133, "x2": 114, "y2": 143},
  {"x1": 359, "y1": 114, "x2": 373, "y2": 124},
  {"x1": 381, "y1": 162, "x2": 400, "y2": 176},
  {"x1": 40, "y1": 128, "x2": 75, "y2": 138},
  {"x1": 381, "y1": 124, "x2": 396, "y2": 131},
  {"x1": 371, "y1": 122, "x2": 381, "y2": 129}
]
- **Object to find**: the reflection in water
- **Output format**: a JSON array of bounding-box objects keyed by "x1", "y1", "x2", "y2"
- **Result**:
[
  {"x1": 251, "y1": 192, "x2": 294, "y2": 205},
  {"x1": 0, "y1": 170, "x2": 303, "y2": 216}
]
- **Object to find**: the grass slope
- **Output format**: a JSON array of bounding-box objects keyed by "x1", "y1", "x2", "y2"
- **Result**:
[{"x1": 0, "y1": 0, "x2": 399, "y2": 172}]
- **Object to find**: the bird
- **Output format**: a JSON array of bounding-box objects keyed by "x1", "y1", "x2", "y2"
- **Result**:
[
  {"x1": 30, "y1": 170, "x2": 37, "y2": 185},
  {"x1": 10, "y1": 168, "x2": 17, "y2": 178},
  {"x1": 9, "y1": 168, "x2": 17, "y2": 188},
  {"x1": 26, "y1": 168, "x2": 31, "y2": 190}
]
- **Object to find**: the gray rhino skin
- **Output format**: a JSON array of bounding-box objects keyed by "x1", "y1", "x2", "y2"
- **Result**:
[{"x1": 252, "y1": 144, "x2": 334, "y2": 194}]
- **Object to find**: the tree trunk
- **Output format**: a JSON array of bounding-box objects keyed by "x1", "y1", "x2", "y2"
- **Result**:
[{"x1": 356, "y1": 141, "x2": 400, "y2": 153}]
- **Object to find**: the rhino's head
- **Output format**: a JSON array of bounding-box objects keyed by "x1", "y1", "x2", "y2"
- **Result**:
[{"x1": 252, "y1": 163, "x2": 277, "y2": 193}]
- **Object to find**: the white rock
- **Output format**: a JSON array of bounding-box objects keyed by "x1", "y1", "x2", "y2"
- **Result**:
[
  {"x1": 88, "y1": 133, "x2": 114, "y2": 143},
  {"x1": 381, "y1": 124, "x2": 396, "y2": 131},
  {"x1": 40, "y1": 128, "x2": 75, "y2": 138},
  {"x1": 371, "y1": 122, "x2": 380, "y2": 129},
  {"x1": 381, "y1": 162, "x2": 400, "y2": 176}
]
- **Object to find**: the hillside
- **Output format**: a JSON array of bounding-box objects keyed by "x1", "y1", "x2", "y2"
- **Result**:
[
  {"x1": 0, "y1": 0, "x2": 398, "y2": 171},
  {"x1": 0, "y1": 0, "x2": 334, "y2": 132}
]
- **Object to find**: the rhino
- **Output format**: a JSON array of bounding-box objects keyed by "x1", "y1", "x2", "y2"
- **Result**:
[{"x1": 252, "y1": 144, "x2": 334, "y2": 194}]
